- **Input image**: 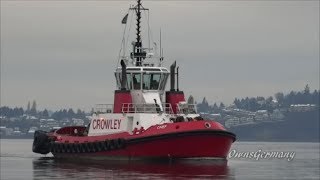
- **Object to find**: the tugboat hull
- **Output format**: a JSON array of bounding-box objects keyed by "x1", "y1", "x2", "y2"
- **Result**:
[{"x1": 48, "y1": 121, "x2": 235, "y2": 160}]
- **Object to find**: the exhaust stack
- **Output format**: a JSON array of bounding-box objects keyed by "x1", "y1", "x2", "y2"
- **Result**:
[
  {"x1": 170, "y1": 61, "x2": 176, "y2": 91},
  {"x1": 120, "y1": 60, "x2": 127, "y2": 90}
]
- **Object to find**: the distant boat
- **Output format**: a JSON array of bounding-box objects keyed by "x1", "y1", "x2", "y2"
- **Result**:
[{"x1": 32, "y1": 0, "x2": 236, "y2": 160}]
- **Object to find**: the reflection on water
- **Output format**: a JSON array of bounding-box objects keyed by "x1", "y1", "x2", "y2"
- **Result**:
[
  {"x1": 32, "y1": 157, "x2": 231, "y2": 180},
  {"x1": 2, "y1": 140, "x2": 319, "y2": 179}
]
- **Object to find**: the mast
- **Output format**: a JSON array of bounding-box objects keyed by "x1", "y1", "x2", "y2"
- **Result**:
[
  {"x1": 136, "y1": 0, "x2": 142, "y2": 66},
  {"x1": 130, "y1": 0, "x2": 147, "y2": 66}
]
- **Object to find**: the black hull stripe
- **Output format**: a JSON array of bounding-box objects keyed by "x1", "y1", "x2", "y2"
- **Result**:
[{"x1": 127, "y1": 130, "x2": 236, "y2": 144}]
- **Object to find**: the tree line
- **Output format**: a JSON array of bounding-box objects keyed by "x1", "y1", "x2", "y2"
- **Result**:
[
  {"x1": 0, "y1": 100, "x2": 87, "y2": 120},
  {"x1": 197, "y1": 85, "x2": 319, "y2": 113},
  {"x1": 1, "y1": 85, "x2": 319, "y2": 118}
]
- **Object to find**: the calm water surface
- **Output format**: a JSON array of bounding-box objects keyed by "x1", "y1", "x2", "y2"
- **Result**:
[{"x1": 1, "y1": 139, "x2": 319, "y2": 179}]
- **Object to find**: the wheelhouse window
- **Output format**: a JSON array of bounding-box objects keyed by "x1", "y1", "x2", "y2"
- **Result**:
[
  {"x1": 132, "y1": 73, "x2": 141, "y2": 90},
  {"x1": 143, "y1": 73, "x2": 161, "y2": 90},
  {"x1": 159, "y1": 73, "x2": 168, "y2": 90},
  {"x1": 115, "y1": 72, "x2": 121, "y2": 89},
  {"x1": 126, "y1": 73, "x2": 132, "y2": 90}
]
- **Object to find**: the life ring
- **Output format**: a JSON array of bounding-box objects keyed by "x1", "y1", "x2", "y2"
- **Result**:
[{"x1": 205, "y1": 122, "x2": 211, "y2": 128}]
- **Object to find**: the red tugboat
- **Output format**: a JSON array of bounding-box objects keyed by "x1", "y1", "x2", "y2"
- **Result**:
[{"x1": 32, "y1": 0, "x2": 236, "y2": 160}]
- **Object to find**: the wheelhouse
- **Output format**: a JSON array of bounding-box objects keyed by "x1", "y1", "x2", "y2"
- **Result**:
[{"x1": 115, "y1": 67, "x2": 169, "y2": 92}]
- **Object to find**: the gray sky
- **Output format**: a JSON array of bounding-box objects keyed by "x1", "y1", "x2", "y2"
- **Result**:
[{"x1": 1, "y1": 0, "x2": 319, "y2": 111}]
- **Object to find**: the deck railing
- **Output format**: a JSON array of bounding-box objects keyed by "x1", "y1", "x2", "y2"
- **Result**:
[
  {"x1": 94, "y1": 104, "x2": 114, "y2": 114},
  {"x1": 176, "y1": 103, "x2": 197, "y2": 114},
  {"x1": 94, "y1": 103, "x2": 174, "y2": 114},
  {"x1": 121, "y1": 103, "x2": 174, "y2": 114}
]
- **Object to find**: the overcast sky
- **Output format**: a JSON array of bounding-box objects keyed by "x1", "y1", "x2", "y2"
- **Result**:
[{"x1": 1, "y1": 0, "x2": 319, "y2": 111}]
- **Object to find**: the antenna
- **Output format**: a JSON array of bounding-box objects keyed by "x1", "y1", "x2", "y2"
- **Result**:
[
  {"x1": 159, "y1": 28, "x2": 164, "y2": 62},
  {"x1": 161, "y1": 48, "x2": 164, "y2": 61},
  {"x1": 160, "y1": 28, "x2": 162, "y2": 58},
  {"x1": 147, "y1": 10, "x2": 150, "y2": 52}
]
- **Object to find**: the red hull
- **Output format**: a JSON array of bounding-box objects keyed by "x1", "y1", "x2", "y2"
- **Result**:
[{"x1": 50, "y1": 121, "x2": 235, "y2": 160}]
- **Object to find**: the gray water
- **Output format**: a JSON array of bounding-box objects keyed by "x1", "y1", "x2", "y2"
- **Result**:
[{"x1": 0, "y1": 139, "x2": 319, "y2": 180}]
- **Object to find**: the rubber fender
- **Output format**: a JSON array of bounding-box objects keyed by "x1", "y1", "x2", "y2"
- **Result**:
[
  {"x1": 99, "y1": 141, "x2": 107, "y2": 151},
  {"x1": 83, "y1": 143, "x2": 90, "y2": 153},
  {"x1": 108, "y1": 139, "x2": 116, "y2": 150},
  {"x1": 80, "y1": 143, "x2": 87, "y2": 153},
  {"x1": 63, "y1": 143, "x2": 68, "y2": 153},
  {"x1": 49, "y1": 142, "x2": 55, "y2": 153},
  {"x1": 95, "y1": 141, "x2": 102, "y2": 152},
  {"x1": 70, "y1": 144, "x2": 76, "y2": 153},
  {"x1": 104, "y1": 140, "x2": 110, "y2": 151},
  {"x1": 32, "y1": 130, "x2": 50, "y2": 154},
  {"x1": 116, "y1": 138, "x2": 126, "y2": 149},
  {"x1": 89, "y1": 142, "x2": 96, "y2": 153},
  {"x1": 60, "y1": 143, "x2": 65, "y2": 153},
  {"x1": 74, "y1": 144, "x2": 81, "y2": 153},
  {"x1": 62, "y1": 143, "x2": 68, "y2": 153},
  {"x1": 53, "y1": 143, "x2": 60, "y2": 153}
]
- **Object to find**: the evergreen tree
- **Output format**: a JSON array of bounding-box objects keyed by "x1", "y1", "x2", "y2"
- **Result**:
[
  {"x1": 187, "y1": 95, "x2": 195, "y2": 104},
  {"x1": 275, "y1": 92, "x2": 284, "y2": 106},
  {"x1": 27, "y1": 101, "x2": 31, "y2": 114},
  {"x1": 202, "y1": 97, "x2": 209, "y2": 112},
  {"x1": 213, "y1": 103, "x2": 219, "y2": 111},
  {"x1": 76, "y1": 109, "x2": 86, "y2": 119},
  {"x1": 42, "y1": 109, "x2": 49, "y2": 118},
  {"x1": 304, "y1": 84, "x2": 310, "y2": 95},
  {"x1": 234, "y1": 98, "x2": 241, "y2": 108},
  {"x1": 30, "y1": 100, "x2": 37, "y2": 115},
  {"x1": 266, "y1": 96, "x2": 273, "y2": 103},
  {"x1": 219, "y1": 102, "x2": 225, "y2": 109},
  {"x1": 67, "y1": 108, "x2": 75, "y2": 119},
  {"x1": 312, "y1": 90, "x2": 319, "y2": 105}
]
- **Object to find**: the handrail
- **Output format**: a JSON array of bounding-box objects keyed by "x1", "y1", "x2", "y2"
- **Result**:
[
  {"x1": 94, "y1": 104, "x2": 114, "y2": 114},
  {"x1": 176, "y1": 103, "x2": 197, "y2": 114},
  {"x1": 121, "y1": 103, "x2": 174, "y2": 114},
  {"x1": 94, "y1": 103, "x2": 174, "y2": 114}
]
